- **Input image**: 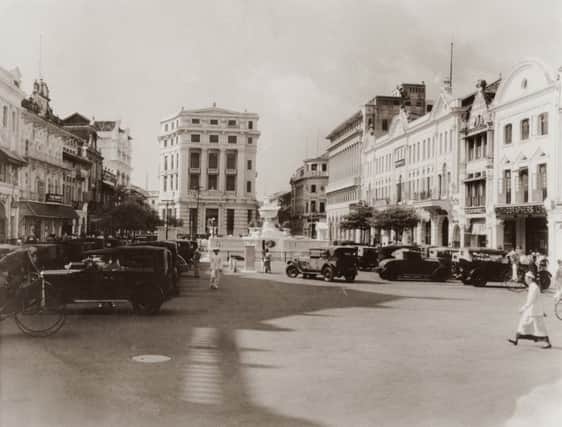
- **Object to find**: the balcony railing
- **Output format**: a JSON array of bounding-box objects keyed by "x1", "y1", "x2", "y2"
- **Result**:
[
  {"x1": 189, "y1": 167, "x2": 200, "y2": 173},
  {"x1": 226, "y1": 168, "x2": 237, "y2": 175}
]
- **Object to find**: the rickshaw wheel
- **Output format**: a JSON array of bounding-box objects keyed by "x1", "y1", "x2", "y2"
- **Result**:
[{"x1": 14, "y1": 281, "x2": 66, "y2": 337}]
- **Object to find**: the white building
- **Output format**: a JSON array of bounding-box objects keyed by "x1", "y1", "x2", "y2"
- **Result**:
[
  {"x1": 363, "y1": 81, "x2": 464, "y2": 246},
  {"x1": 490, "y1": 58, "x2": 562, "y2": 260},
  {"x1": 326, "y1": 84, "x2": 426, "y2": 243},
  {"x1": 157, "y1": 105, "x2": 259, "y2": 237},
  {"x1": 94, "y1": 120, "x2": 132, "y2": 188},
  {"x1": 0, "y1": 65, "x2": 26, "y2": 241}
]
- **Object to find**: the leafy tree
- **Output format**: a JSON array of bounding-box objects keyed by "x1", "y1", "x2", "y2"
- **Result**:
[
  {"x1": 340, "y1": 206, "x2": 372, "y2": 243},
  {"x1": 370, "y1": 206, "x2": 419, "y2": 241},
  {"x1": 99, "y1": 201, "x2": 162, "y2": 236}
]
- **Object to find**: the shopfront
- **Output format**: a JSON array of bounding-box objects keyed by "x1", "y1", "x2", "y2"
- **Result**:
[
  {"x1": 495, "y1": 205, "x2": 547, "y2": 254},
  {"x1": 18, "y1": 201, "x2": 78, "y2": 240}
]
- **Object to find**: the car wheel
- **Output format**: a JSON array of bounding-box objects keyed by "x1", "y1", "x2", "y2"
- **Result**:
[
  {"x1": 286, "y1": 265, "x2": 299, "y2": 278},
  {"x1": 344, "y1": 273, "x2": 356, "y2": 282},
  {"x1": 470, "y1": 269, "x2": 487, "y2": 287},
  {"x1": 322, "y1": 267, "x2": 334, "y2": 282},
  {"x1": 133, "y1": 285, "x2": 164, "y2": 315}
]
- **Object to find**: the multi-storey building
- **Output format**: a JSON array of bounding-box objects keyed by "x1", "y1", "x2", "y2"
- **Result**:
[
  {"x1": 94, "y1": 120, "x2": 132, "y2": 188},
  {"x1": 0, "y1": 65, "x2": 26, "y2": 242},
  {"x1": 19, "y1": 79, "x2": 78, "y2": 239},
  {"x1": 290, "y1": 153, "x2": 329, "y2": 237},
  {"x1": 363, "y1": 81, "x2": 465, "y2": 246},
  {"x1": 490, "y1": 59, "x2": 562, "y2": 260},
  {"x1": 327, "y1": 83, "x2": 426, "y2": 242},
  {"x1": 158, "y1": 104, "x2": 259, "y2": 237},
  {"x1": 62, "y1": 113, "x2": 104, "y2": 232},
  {"x1": 458, "y1": 79, "x2": 500, "y2": 248}
]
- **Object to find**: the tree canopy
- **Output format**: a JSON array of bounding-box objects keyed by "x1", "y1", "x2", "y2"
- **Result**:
[
  {"x1": 340, "y1": 206, "x2": 373, "y2": 231},
  {"x1": 370, "y1": 206, "x2": 419, "y2": 234},
  {"x1": 98, "y1": 201, "x2": 162, "y2": 235}
]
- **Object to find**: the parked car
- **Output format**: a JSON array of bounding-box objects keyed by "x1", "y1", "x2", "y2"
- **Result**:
[
  {"x1": 376, "y1": 249, "x2": 451, "y2": 281},
  {"x1": 376, "y1": 244, "x2": 420, "y2": 264},
  {"x1": 176, "y1": 239, "x2": 196, "y2": 263},
  {"x1": 177, "y1": 255, "x2": 189, "y2": 274},
  {"x1": 453, "y1": 248, "x2": 510, "y2": 286},
  {"x1": 43, "y1": 245, "x2": 176, "y2": 314},
  {"x1": 131, "y1": 240, "x2": 181, "y2": 293},
  {"x1": 356, "y1": 246, "x2": 379, "y2": 271},
  {"x1": 285, "y1": 246, "x2": 358, "y2": 282}
]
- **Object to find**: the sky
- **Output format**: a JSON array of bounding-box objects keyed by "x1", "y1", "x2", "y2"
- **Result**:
[{"x1": 1, "y1": 0, "x2": 561, "y2": 198}]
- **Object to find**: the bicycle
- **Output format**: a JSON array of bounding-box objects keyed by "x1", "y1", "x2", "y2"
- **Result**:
[{"x1": 0, "y1": 250, "x2": 65, "y2": 337}]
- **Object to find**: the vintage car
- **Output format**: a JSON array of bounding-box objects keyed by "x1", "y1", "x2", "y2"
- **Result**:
[
  {"x1": 42, "y1": 245, "x2": 176, "y2": 314},
  {"x1": 177, "y1": 255, "x2": 189, "y2": 274},
  {"x1": 453, "y1": 248, "x2": 510, "y2": 286},
  {"x1": 285, "y1": 246, "x2": 358, "y2": 282},
  {"x1": 131, "y1": 240, "x2": 180, "y2": 292},
  {"x1": 376, "y1": 249, "x2": 451, "y2": 281},
  {"x1": 176, "y1": 240, "x2": 196, "y2": 263},
  {"x1": 356, "y1": 246, "x2": 379, "y2": 271},
  {"x1": 376, "y1": 244, "x2": 420, "y2": 264}
]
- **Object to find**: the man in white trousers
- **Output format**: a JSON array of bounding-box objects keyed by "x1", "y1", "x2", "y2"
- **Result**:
[{"x1": 209, "y1": 248, "x2": 222, "y2": 290}]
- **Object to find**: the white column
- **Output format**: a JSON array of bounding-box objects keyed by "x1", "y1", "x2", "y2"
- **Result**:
[
  {"x1": 219, "y1": 149, "x2": 227, "y2": 192},
  {"x1": 200, "y1": 148, "x2": 207, "y2": 191}
]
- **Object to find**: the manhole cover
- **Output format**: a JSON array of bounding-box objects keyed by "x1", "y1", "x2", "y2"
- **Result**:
[{"x1": 132, "y1": 354, "x2": 171, "y2": 363}]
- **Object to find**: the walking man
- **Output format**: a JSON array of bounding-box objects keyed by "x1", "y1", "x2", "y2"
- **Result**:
[
  {"x1": 508, "y1": 270, "x2": 552, "y2": 349},
  {"x1": 507, "y1": 247, "x2": 519, "y2": 281},
  {"x1": 191, "y1": 243, "x2": 201, "y2": 278},
  {"x1": 263, "y1": 249, "x2": 272, "y2": 274},
  {"x1": 209, "y1": 248, "x2": 222, "y2": 290}
]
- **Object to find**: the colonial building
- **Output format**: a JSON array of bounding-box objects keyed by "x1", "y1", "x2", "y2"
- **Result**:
[
  {"x1": 19, "y1": 79, "x2": 78, "y2": 239},
  {"x1": 490, "y1": 59, "x2": 562, "y2": 259},
  {"x1": 363, "y1": 80, "x2": 464, "y2": 246},
  {"x1": 458, "y1": 79, "x2": 500, "y2": 248},
  {"x1": 94, "y1": 120, "x2": 132, "y2": 188},
  {"x1": 0, "y1": 65, "x2": 26, "y2": 242},
  {"x1": 289, "y1": 153, "x2": 328, "y2": 237},
  {"x1": 326, "y1": 83, "x2": 426, "y2": 242},
  {"x1": 62, "y1": 113, "x2": 104, "y2": 233},
  {"x1": 158, "y1": 104, "x2": 259, "y2": 237}
]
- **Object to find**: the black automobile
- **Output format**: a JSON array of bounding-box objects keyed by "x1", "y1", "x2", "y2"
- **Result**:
[
  {"x1": 285, "y1": 246, "x2": 359, "y2": 282},
  {"x1": 356, "y1": 246, "x2": 379, "y2": 271},
  {"x1": 43, "y1": 245, "x2": 176, "y2": 314},
  {"x1": 376, "y1": 249, "x2": 451, "y2": 281},
  {"x1": 453, "y1": 248, "x2": 510, "y2": 286},
  {"x1": 376, "y1": 244, "x2": 420, "y2": 264},
  {"x1": 131, "y1": 240, "x2": 181, "y2": 291}
]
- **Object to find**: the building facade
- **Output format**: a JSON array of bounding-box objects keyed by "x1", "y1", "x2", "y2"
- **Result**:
[
  {"x1": 0, "y1": 65, "x2": 26, "y2": 242},
  {"x1": 490, "y1": 59, "x2": 562, "y2": 260},
  {"x1": 326, "y1": 84, "x2": 426, "y2": 242},
  {"x1": 458, "y1": 80, "x2": 499, "y2": 248},
  {"x1": 19, "y1": 79, "x2": 78, "y2": 239},
  {"x1": 158, "y1": 105, "x2": 259, "y2": 237},
  {"x1": 94, "y1": 120, "x2": 132, "y2": 188},
  {"x1": 363, "y1": 81, "x2": 464, "y2": 246},
  {"x1": 290, "y1": 153, "x2": 328, "y2": 237}
]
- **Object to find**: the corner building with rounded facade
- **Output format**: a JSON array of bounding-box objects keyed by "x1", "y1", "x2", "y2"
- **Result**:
[{"x1": 158, "y1": 105, "x2": 259, "y2": 237}]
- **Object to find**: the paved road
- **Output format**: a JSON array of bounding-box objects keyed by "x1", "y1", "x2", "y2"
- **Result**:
[{"x1": 1, "y1": 268, "x2": 561, "y2": 427}]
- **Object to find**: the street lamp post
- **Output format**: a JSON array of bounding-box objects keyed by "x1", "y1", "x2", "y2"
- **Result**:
[{"x1": 191, "y1": 186, "x2": 202, "y2": 239}]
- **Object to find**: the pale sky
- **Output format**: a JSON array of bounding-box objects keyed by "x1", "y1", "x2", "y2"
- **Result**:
[{"x1": 1, "y1": 0, "x2": 561, "y2": 198}]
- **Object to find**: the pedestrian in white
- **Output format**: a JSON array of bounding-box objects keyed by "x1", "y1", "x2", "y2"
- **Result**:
[
  {"x1": 209, "y1": 249, "x2": 222, "y2": 290},
  {"x1": 553, "y1": 259, "x2": 562, "y2": 304},
  {"x1": 507, "y1": 247, "x2": 519, "y2": 281},
  {"x1": 508, "y1": 270, "x2": 552, "y2": 349}
]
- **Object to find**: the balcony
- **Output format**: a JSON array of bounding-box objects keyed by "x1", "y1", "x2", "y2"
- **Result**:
[
  {"x1": 189, "y1": 167, "x2": 200, "y2": 173},
  {"x1": 465, "y1": 206, "x2": 486, "y2": 215},
  {"x1": 226, "y1": 168, "x2": 237, "y2": 175},
  {"x1": 207, "y1": 168, "x2": 218, "y2": 175}
]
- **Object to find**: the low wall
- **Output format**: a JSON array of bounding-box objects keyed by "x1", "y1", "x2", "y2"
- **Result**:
[{"x1": 208, "y1": 236, "x2": 330, "y2": 263}]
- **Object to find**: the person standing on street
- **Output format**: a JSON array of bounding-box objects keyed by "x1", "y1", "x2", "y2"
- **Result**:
[
  {"x1": 508, "y1": 270, "x2": 552, "y2": 349},
  {"x1": 553, "y1": 259, "x2": 562, "y2": 304},
  {"x1": 507, "y1": 247, "x2": 519, "y2": 281},
  {"x1": 191, "y1": 243, "x2": 201, "y2": 278},
  {"x1": 209, "y1": 248, "x2": 222, "y2": 290},
  {"x1": 264, "y1": 249, "x2": 272, "y2": 274}
]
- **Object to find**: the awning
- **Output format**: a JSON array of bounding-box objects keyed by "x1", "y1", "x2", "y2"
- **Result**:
[
  {"x1": 470, "y1": 220, "x2": 487, "y2": 235},
  {"x1": 0, "y1": 146, "x2": 26, "y2": 166},
  {"x1": 18, "y1": 201, "x2": 78, "y2": 219}
]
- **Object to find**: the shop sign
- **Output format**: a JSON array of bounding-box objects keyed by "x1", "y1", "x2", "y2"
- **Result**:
[
  {"x1": 495, "y1": 204, "x2": 545, "y2": 217},
  {"x1": 45, "y1": 193, "x2": 63, "y2": 204}
]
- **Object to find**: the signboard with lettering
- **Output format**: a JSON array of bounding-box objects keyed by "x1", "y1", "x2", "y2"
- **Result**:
[
  {"x1": 495, "y1": 205, "x2": 545, "y2": 218},
  {"x1": 45, "y1": 193, "x2": 64, "y2": 204}
]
